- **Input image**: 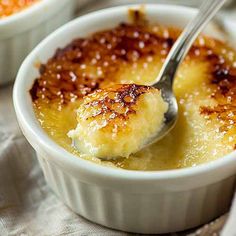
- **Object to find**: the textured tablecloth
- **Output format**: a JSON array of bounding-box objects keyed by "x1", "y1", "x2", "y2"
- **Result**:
[{"x1": 1, "y1": 1, "x2": 236, "y2": 235}]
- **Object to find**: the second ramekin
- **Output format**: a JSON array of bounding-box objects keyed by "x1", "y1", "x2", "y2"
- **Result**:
[
  {"x1": 13, "y1": 4, "x2": 236, "y2": 234},
  {"x1": 0, "y1": 0, "x2": 75, "y2": 85}
]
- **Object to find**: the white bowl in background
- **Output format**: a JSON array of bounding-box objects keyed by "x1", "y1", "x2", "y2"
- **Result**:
[
  {"x1": 0, "y1": 0, "x2": 76, "y2": 85},
  {"x1": 13, "y1": 4, "x2": 236, "y2": 234}
]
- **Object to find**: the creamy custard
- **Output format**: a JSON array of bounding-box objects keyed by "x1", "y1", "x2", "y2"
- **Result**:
[
  {"x1": 30, "y1": 21, "x2": 236, "y2": 170},
  {"x1": 68, "y1": 84, "x2": 168, "y2": 159}
]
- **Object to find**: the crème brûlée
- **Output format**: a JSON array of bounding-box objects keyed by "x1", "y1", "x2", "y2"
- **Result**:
[
  {"x1": 0, "y1": 0, "x2": 39, "y2": 18},
  {"x1": 68, "y1": 84, "x2": 168, "y2": 159},
  {"x1": 30, "y1": 20, "x2": 236, "y2": 170}
]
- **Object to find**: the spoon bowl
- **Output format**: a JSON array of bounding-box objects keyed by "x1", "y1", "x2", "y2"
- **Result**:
[{"x1": 149, "y1": 82, "x2": 178, "y2": 145}]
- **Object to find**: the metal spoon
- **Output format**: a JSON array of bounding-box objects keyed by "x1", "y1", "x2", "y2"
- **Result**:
[{"x1": 142, "y1": 0, "x2": 227, "y2": 149}]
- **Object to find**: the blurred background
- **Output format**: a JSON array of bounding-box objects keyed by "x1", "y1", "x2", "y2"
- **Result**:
[
  {"x1": 77, "y1": 0, "x2": 236, "y2": 14},
  {"x1": 76, "y1": 0, "x2": 236, "y2": 42},
  {"x1": 75, "y1": 0, "x2": 236, "y2": 43},
  {"x1": 77, "y1": 0, "x2": 235, "y2": 8}
]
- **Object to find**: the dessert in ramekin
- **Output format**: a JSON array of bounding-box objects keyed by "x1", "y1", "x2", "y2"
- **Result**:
[
  {"x1": 0, "y1": 0, "x2": 39, "y2": 18},
  {"x1": 13, "y1": 5, "x2": 236, "y2": 234},
  {"x1": 0, "y1": 0, "x2": 75, "y2": 85}
]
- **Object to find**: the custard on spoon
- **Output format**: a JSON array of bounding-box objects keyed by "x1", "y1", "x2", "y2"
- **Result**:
[{"x1": 68, "y1": 84, "x2": 167, "y2": 159}]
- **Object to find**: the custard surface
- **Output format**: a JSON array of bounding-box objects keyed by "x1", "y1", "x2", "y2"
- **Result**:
[
  {"x1": 31, "y1": 22, "x2": 236, "y2": 170},
  {"x1": 0, "y1": 0, "x2": 39, "y2": 18}
]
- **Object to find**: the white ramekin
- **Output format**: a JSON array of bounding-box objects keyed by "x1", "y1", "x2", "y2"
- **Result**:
[
  {"x1": 0, "y1": 0, "x2": 76, "y2": 85},
  {"x1": 13, "y1": 5, "x2": 236, "y2": 234}
]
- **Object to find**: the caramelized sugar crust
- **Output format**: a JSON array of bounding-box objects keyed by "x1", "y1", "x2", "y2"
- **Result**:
[
  {"x1": 0, "y1": 0, "x2": 38, "y2": 17},
  {"x1": 31, "y1": 21, "x2": 236, "y2": 144},
  {"x1": 200, "y1": 54, "x2": 236, "y2": 134},
  {"x1": 30, "y1": 23, "x2": 176, "y2": 105},
  {"x1": 81, "y1": 84, "x2": 153, "y2": 128}
]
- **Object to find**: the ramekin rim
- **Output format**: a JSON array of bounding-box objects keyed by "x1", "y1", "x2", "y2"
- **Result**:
[{"x1": 13, "y1": 3, "x2": 236, "y2": 181}]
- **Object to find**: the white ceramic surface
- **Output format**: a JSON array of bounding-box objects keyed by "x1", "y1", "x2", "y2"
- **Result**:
[
  {"x1": 0, "y1": 0, "x2": 75, "y2": 85},
  {"x1": 13, "y1": 5, "x2": 236, "y2": 234}
]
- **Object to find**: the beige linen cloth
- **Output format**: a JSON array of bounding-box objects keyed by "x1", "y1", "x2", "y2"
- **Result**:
[{"x1": 1, "y1": 0, "x2": 236, "y2": 235}]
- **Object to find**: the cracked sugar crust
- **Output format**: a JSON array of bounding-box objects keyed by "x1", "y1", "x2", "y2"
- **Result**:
[{"x1": 30, "y1": 19, "x2": 236, "y2": 169}]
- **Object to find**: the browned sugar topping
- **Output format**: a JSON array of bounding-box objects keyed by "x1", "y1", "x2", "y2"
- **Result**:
[
  {"x1": 0, "y1": 0, "x2": 39, "y2": 18},
  {"x1": 30, "y1": 21, "x2": 236, "y2": 134},
  {"x1": 30, "y1": 22, "x2": 176, "y2": 105},
  {"x1": 200, "y1": 53, "x2": 236, "y2": 133},
  {"x1": 83, "y1": 84, "x2": 152, "y2": 124}
]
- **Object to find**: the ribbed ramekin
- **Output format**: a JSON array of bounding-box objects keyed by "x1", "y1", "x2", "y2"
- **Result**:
[
  {"x1": 0, "y1": 0, "x2": 75, "y2": 85},
  {"x1": 13, "y1": 5, "x2": 236, "y2": 234}
]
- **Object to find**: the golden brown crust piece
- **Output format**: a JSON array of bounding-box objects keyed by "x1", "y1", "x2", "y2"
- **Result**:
[
  {"x1": 200, "y1": 54, "x2": 236, "y2": 133},
  {"x1": 82, "y1": 84, "x2": 152, "y2": 125},
  {"x1": 30, "y1": 22, "x2": 175, "y2": 105},
  {"x1": 0, "y1": 0, "x2": 38, "y2": 17}
]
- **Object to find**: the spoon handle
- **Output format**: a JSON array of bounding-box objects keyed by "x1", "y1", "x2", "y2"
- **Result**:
[{"x1": 154, "y1": 0, "x2": 227, "y2": 88}]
